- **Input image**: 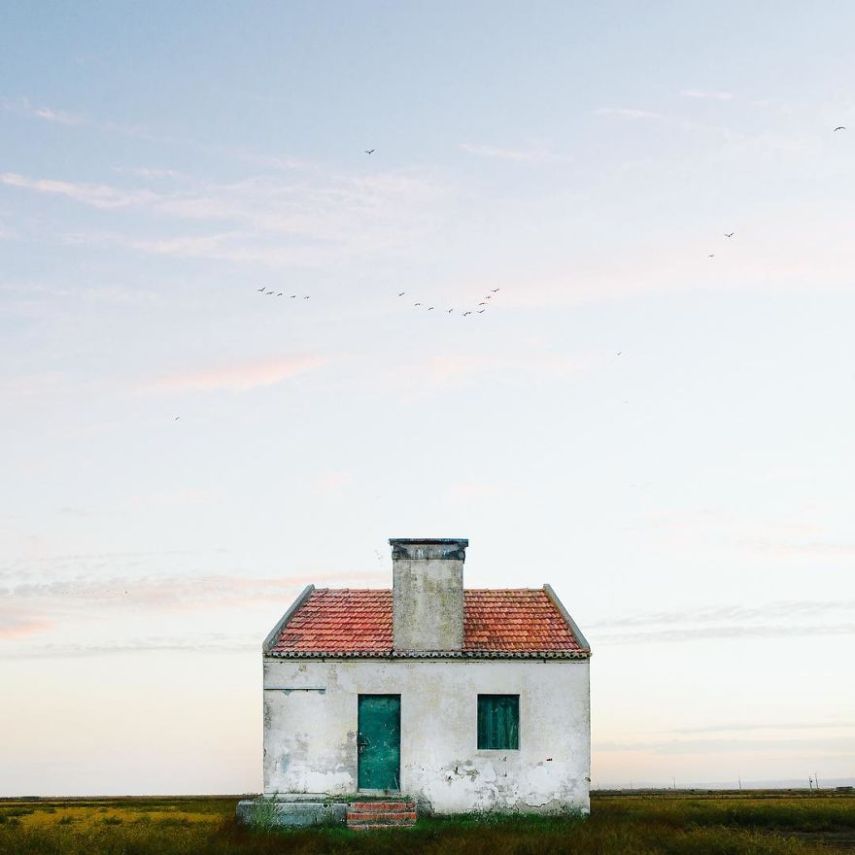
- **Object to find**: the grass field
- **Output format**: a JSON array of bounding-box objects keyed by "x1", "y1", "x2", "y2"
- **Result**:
[{"x1": 0, "y1": 791, "x2": 853, "y2": 854}]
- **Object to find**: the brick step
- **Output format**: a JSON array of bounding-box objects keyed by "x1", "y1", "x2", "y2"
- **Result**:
[
  {"x1": 348, "y1": 801, "x2": 415, "y2": 812},
  {"x1": 346, "y1": 799, "x2": 417, "y2": 830},
  {"x1": 350, "y1": 822, "x2": 416, "y2": 831},
  {"x1": 348, "y1": 811, "x2": 417, "y2": 822}
]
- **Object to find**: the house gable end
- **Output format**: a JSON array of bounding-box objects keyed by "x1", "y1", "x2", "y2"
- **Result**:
[
  {"x1": 262, "y1": 584, "x2": 315, "y2": 654},
  {"x1": 543, "y1": 583, "x2": 590, "y2": 654}
]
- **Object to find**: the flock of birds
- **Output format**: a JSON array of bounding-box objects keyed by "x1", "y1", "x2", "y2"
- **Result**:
[
  {"x1": 397, "y1": 286, "x2": 502, "y2": 317},
  {"x1": 256, "y1": 287, "x2": 311, "y2": 299},
  {"x1": 253, "y1": 279, "x2": 503, "y2": 317}
]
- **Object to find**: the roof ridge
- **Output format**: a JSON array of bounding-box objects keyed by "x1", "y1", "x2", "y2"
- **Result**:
[{"x1": 310, "y1": 587, "x2": 548, "y2": 593}]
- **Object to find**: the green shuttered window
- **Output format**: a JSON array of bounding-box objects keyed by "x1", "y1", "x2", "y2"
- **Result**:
[{"x1": 477, "y1": 694, "x2": 520, "y2": 750}]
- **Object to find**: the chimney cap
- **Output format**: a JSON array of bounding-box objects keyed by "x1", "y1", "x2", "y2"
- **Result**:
[{"x1": 389, "y1": 538, "x2": 469, "y2": 561}]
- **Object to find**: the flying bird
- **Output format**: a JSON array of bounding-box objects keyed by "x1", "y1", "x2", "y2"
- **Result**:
[
  {"x1": 414, "y1": 302, "x2": 422, "y2": 307},
  {"x1": 290, "y1": 295, "x2": 297, "y2": 299},
  {"x1": 365, "y1": 148, "x2": 375, "y2": 154},
  {"x1": 398, "y1": 292, "x2": 406, "y2": 296},
  {"x1": 486, "y1": 295, "x2": 493, "y2": 300},
  {"x1": 463, "y1": 311, "x2": 472, "y2": 316},
  {"x1": 174, "y1": 416, "x2": 180, "y2": 421},
  {"x1": 477, "y1": 309, "x2": 485, "y2": 313},
  {"x1": 304, "y1": 296, "x2": 310, "y2": 300},
  {"x1": 834, "y1": 126, "x2": 846, "y2": 132},
  {"x1": 448, "y1": 309, "x2": 454, "y2": 314},
  {"x1": 708, "y1": 254, "x2": 715, "y2": 258},
  {"x1": 724, "y1": 232, "x2": 734, "y2": 238},
  {"x1": 478, "y1": 302, "x2": 487, "y2": 306},
  {"x1": 427, "y1": 306, "x2": 435, "y2": 311},
  {"x1": 490, "y1": 288, "x2": 500, "y2": 293},
  {"x1": 256, "y1": 287, "x2": 265, "y2": 293},
  {"x1": 277, "y1": 292, "x2": 283, "y2": 296}
]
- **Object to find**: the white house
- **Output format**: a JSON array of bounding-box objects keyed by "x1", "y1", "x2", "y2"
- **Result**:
[{"x1": 259, "y1": 538, "x2": 591, "y2": 817}]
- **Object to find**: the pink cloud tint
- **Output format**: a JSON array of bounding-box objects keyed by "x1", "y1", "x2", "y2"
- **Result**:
[
  {"x1": 0, "y1": 617, "x2": 53, "y2": 639},
  {"x1": 147, "y1": 355, "x2": 329, "y2": 392}
]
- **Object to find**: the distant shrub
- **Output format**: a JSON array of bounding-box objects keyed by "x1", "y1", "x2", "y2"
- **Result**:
[{"x1": 3, "y1": 808, "x2": 34, "y2": 818}]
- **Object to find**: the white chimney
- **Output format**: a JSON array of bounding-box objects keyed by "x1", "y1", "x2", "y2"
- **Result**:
[{"x1": 390, "y1": 538, "x2": 468, "y2": 651}]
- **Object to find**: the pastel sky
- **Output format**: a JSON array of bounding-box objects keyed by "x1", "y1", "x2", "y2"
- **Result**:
[{"x1": 2, "y1": 1, "x2": 854, "y2": 794}]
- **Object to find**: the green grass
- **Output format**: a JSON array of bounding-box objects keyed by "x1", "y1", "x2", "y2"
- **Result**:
[{"x1": 0, "y1": 791, "x2": 853, "y2": 854}]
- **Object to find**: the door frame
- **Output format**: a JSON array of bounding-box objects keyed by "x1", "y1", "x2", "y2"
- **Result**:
[{"x1": 357, "y1": 693, "x2": 401, "y2": 793}]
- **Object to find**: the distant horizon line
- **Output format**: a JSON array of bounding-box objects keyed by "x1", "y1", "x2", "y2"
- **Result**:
[{"x1": 2, "y1": 778, "x2": 853, "y2": 800}]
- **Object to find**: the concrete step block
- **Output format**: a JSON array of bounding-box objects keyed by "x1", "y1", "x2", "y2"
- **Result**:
[{"x1": 236, "y1": 799, "x2": 346, "y2": 827}]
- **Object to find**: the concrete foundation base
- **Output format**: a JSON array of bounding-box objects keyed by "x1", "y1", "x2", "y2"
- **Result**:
[{"x1": 236, "y1": 795, "x2": 347, "y2": 828}]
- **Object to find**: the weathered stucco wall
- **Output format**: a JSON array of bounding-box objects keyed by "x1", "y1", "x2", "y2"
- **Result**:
[{"x1": 263, "y1": 658, "x2": 590, "y2": 814}]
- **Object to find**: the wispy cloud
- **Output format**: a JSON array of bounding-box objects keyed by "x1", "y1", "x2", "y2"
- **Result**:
[
  {"x1": 587, "y1": 598, "x2": 855, "y2": 630},
  {"x1": 7, "y1": 166, "x2": 450, "y2": 266},
  {"x1": 145, "y1": 354, "x2": 330, "y2": 393},
  {"x1": 680, "y1": 89, "x2": 734, "y2": 101},
  {"x1": 595, "y1": 107, "x2": 663, "y2": 120},
  {"x1": 0, "y1": 96, "x2": 85, "y2": 126},
  {"x1": 670, "y1": 720, "x2": 855, "y2": 735},
  {"x1": 643, "y1": 509, "x2": 855, "y2": 561},
  {"x1": 0, "y1": 615, "x2": 53, "y2": 639},
  {"x1": 64, "y1": 230, "x2": 336, "y2": 267},
  {"x1": 588, "y1": 598, "x2": 855, "y2": 645},
  {"x1": 0, "y1": 172, "x2": 157, "y2": 209},
  {"x1": 111, "y1": 166, "x2": 185, "y2": 179},
  {"x1": 2, "y1": 572, "x2": 383, "y2": 611},
  {"x1": 0, "y1": 569, "x2": 387, "y2": 657},
  {"x1": 0, "y1": 634, "x2": 261, "y2": 658},
  {"x1": 2, "y1": 96, "x2": 310, "y2": 171},
  {"x1": 492, "y1": 222, "x2": 855, "y2": 310},
  {"x1": 459, "y1": 142, "x2": 566, "y2": 163},
  {"x1": 596, "y1": 735, "x2": 853, "y2": 755},
  {"x1": 594, "y1": 623, "x2": 855, "y2": 645}
]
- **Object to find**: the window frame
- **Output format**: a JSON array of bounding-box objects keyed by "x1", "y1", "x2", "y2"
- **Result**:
[{"x1": 476, "y1": 693, "x2": 520, "y2": 751}]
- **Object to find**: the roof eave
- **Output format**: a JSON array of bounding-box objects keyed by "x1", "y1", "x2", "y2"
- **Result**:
[
  {"x1": 262, "y1": 584, "x2": 315, "y2": 654},
  {"x1": 543, "y1": 583, "x2": 591, "y2": 655},
  {"x1": 264, "y1": 649, "x2": 590, "y2": 660}
]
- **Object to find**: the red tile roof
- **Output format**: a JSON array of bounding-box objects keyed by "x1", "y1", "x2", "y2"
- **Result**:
[{"x1": 268, "y1": 588, "x2": 588, "y2": 658}]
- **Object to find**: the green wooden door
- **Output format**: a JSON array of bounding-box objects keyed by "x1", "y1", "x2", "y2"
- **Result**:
[{"x1": 357, "y1": 694, "x2": 401, "y2": 790}]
